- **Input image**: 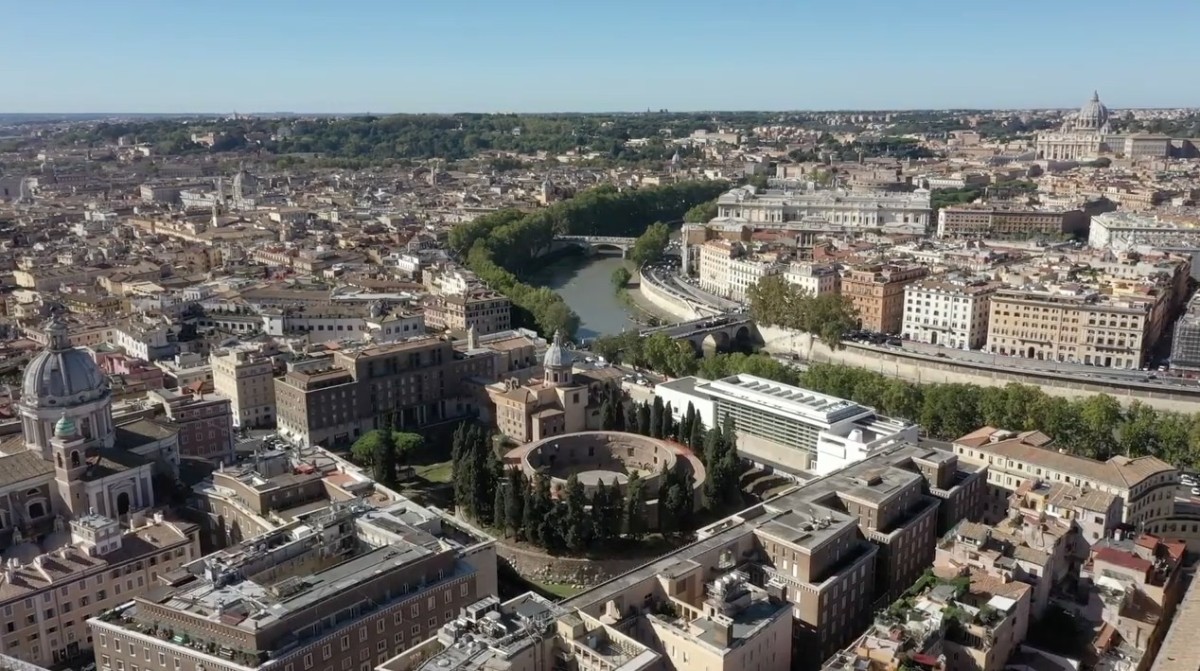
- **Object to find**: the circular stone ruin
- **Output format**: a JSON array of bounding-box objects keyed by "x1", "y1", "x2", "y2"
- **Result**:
[{"x1": 513, "y1": 431, "x2": 705, "y2": 530}]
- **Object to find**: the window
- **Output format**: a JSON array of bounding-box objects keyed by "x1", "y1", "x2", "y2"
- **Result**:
[
  {"x1": 340, "y1": 636, "x2": 350, "y2": 651},
  {"x1": 322, "y1": 645, "x2": 331, "y2": 661},
  {"x1": 304, "y1": 654, "x2": 313, "y2": 670},
  {"x1": 411, "y1": 625, "x2": 420, "y2": 638}
]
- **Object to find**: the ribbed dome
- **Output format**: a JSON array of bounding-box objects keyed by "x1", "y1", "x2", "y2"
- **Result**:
[
  {"x1": 543, "y1": 330, "x2": 573, "y2": 369},
  {"x1": 1074, "y1": 91, "x2": 1109, "y2": 131},
  {"x1": 22, "y1": 316, "x2": 110, "y2": 408}
]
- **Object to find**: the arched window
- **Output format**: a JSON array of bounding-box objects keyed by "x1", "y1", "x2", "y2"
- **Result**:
[
  {"x1": 56, "y1": 454, "x2": 63, "y2": 467},
  {"x1": 70, "y1": 451, "x2": 81, "y2": 467}
]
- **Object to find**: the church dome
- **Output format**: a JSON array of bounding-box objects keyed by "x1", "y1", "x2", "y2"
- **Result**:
[
  {"x1": 1074, "y1": 91, "x2": 1109, "y2": 131},
  {"x1": 22, "y1": 316, "x2": 110, "y2": 409},
  {"x1": 543, "y1": 330, "x2": 573, "y2": 370}
]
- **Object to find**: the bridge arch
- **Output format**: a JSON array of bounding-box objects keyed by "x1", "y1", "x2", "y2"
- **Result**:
[
  {"x1": 702, "y1": 331, "x2": 730, "y2": 353},
  {"x1": 591, "y1": 242, "x2": 628, "y2": 255},
  {"x1": 734, "y1": 325, "x2": 753, "y2": 349}
]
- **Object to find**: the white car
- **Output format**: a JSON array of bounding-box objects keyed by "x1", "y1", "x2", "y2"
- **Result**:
[{"x1": 1192, "y1": 487, "x2": 1200, "y2": 497}]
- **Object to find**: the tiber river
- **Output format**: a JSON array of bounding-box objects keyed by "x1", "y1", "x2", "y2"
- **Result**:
[{"x1": 527, "y1": 253, "x2": 637, "y2": 341}]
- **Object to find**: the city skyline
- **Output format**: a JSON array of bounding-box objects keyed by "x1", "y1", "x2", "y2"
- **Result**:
[{"x1": 5, "y1": 0, "x2": 1199, "y2": 114}]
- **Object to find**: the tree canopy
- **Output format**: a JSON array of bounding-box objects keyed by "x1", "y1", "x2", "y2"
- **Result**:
[{"x1": 747, "y1": 275, "x2": 859, "y2": 348}]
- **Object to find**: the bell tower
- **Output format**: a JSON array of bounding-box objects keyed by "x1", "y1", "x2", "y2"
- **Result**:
[{"x1": 51, "y1": 414, "x2": 91, "y2": 518}]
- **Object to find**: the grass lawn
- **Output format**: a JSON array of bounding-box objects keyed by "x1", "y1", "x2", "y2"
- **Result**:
[
  {"x1": 534, "y1": 580, "x2": 584, "y2": 598},
  {"x1": 414, "y1": 460, "x2": 454, "y2": 484}
]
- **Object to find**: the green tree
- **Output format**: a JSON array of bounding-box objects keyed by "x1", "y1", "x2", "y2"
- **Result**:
[
  {"x1": 504, "y1": 468, "x2": 526, "y2": 539},
  {"x1": 350, "y1": 430, "x2": 386, "y2": 467},
  {"x1": 683, "y1": 200, "x2": 718, "y2": 223},
  {"x1": 650, "y1": 397, "x2": 664, "y2": 439},
  {"x1": 630, "y1": 221, "x2": 671, "y2": 267},
  {"x1": 562, "y1": 474, "x2": 592, "y2": 553},
  {"x1": 624, "y1": 471, "x2": 647, "y2": 541},
  {"x1": 373, "y1": 430, "x2": 399, "y2": 488},
  {"x1": 611, "y1": 266, "x2": 632, "y2": 291},
  {"x1": 637, "y1": 403, "x2": 652, "y2": 436}
]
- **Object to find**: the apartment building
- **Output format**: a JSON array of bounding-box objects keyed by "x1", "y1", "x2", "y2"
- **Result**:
[
  {"x1": 953, "y1": 427, "x2": 1178, "y2": 529},
  {"x1": 936, "y1": 516, "x2": 1075, "y2": 619},
  {"x1": 937, "y1": 206, "x2": 1087, "y2": 239},
  {"x1": 88, "y1": 500, "x2": 498, "y2": 671},
  {"x1": 1079, "y1": 534, "x2": 1186, "y2": 671},
  {"x1": 377, "y1": 594, "x2": 565, "y2": 671},
  {"x1": 985, "y1": 284, "x2": 1169, "y2": 369},
  {"x1": 210, "y1": 345, "x2": 277, "y2": 429},
  {"x1": 1170, "y1": 293, "x2": 1200, "y2": 373},
  {"x1": 0, "y1": 513, "x2": 199, "y2": 668},
  {"x1": 422, "y1": 289, "x2": 511, "y2": 336},
  {"x1": 274, "y1": 336, "x2": 498, "y2": 448},
  {"x1": 824, "y1": 566, "x2": 1031, "y2": 671},
  {"x1": 697, "y1": 239, "x2": 739, "y2": 299},
  {"x1": 783, "y1": 262, "x2": 840, "y2": 297},
  {"x1": 655, "y1": 374, "x2": 919, "y2": 476},
  {"x1": 1089, "y1": 211, "x2": 1200, "y2": 251},
  {"x1": 841, "y1": 263, "x2": 929, "y2": 334},
  {"x1": 148, "y1": 389, "x2": 235, "y2": 464},
  {"x1": 681, "y1": 442, "x2": 985, "y2": 669},
  {"x1": 901, "y1": 277, "x2": 999, "y2": 350}
]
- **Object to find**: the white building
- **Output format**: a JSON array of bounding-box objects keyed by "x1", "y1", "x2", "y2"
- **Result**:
[
  {"x1": 113, "y1": 319, "x2": 172, "y2": 361},
  {"x1": 716, "y1": 186, "x2": 931, "y2": 230},
  {"x1": 901, "y1": 277, "x2": 999, "y2": 350},
  {"x1": 697, "y1": 240, "x2": 782, "y2": 301},
  {"x1": 655, "y1": 374, "x2": 917, "y2": 476},
  {"x1": 783, "y1": 262, "x2": 840, "y2": 297},
  {"x1": 1089, "y1": 211, "x2": 1200, "y2": 251}
]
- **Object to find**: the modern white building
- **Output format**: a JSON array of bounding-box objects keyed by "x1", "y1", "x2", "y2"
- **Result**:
[
  {"x1": 783, "y1": 262, "x2": 840, "y2": 297},
  {"x1": 655, "y1": 374, "x2": 917, "y2": 476},
  {"x1": 716, "y1": 186, "x2": 932, "y2": 230},
  {"x1": 901, "y1": 277, "x2": 999, "y2": 350}
]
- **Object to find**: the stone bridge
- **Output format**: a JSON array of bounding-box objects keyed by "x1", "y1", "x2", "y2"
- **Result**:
[
  {"x1": 640, "y1": 313, "x2": 758, "y2": 353},
  {"x1": 553, "y1": 235, "x2": 638, "y2": 257}
]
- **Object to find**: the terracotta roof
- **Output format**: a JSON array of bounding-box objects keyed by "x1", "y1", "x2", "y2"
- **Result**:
[{"x1": 956, "y1": 427, "x2": 1172, "y2": 489}]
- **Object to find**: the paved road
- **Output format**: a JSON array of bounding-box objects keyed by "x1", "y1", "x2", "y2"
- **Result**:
[{"x1": 858, "y1": 339, "x2": 1198, "y2": 391}]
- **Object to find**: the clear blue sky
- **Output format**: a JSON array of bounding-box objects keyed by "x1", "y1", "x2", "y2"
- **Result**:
[{"x1": 5, "y1": 0, "x2": 1197, "y2": 113}]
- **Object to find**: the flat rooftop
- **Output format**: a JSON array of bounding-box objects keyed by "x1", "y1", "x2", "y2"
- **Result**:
[
  {"x1": 703, "y1": 374, "x2": 872, "y2": 425},
  {"x1": 158, "y1": 543, "x2": 432, "y2": 632}
]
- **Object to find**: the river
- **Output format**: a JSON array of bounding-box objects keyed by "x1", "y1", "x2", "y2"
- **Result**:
[{"x1": 528, "y1": 253, "x2": 638, "y2": 340}]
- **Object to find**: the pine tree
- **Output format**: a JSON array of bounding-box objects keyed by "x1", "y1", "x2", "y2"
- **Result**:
[
  {"x1": 492, "y1": 485, "x2": 507, "y2": 535},
  {"x1": 624, "y1": 471, "x2": 646, "y2": 541},
  {"x1": 505, "y1": 468, "x2": 526, "y2": 539},
  {"x1": 636, "y1": 403, "x2": 651, "y2": 436},
  {"x1": 563, "y1": 474, "x2": 592, "y2": 553},
  {"x1": 599, "y1": 400, "x2": 613, "y2": 430},
  {"x1": 703, "y1": 427, "x2": 722, "y2": 467},
  {"x1": 373, "y1": 429, "x2": 399, "y2": 488},
  {"x1": 680, "y1": 404, "x2": 694, "y2": 445},
  {"x1": 623, "y1": 402, "x2": 638, "y2": 434},
  {"x1": 606, "y1": 478, "x2": 625, "y2": 543},
  {"x1": 650, "y1": 398, "x2": 663, "y2": 438},
  {"x1": 688, "y1": 414, "x2": 704, "y2": 453},
  {"x1": 660, "y1": 402, "x2": 674, "y2": 440}
]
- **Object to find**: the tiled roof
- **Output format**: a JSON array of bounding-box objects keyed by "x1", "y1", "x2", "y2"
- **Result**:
[{"x1": 0, "y1": 450, "x2": 54, "y2": 488}]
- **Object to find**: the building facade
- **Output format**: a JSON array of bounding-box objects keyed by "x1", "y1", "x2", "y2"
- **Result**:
[
  {"x1": 655, "y1": 374, "x2": 918, "y2": 476},
  {"x1": 901, "y1": 278, "x2": 999, "y2": 350},
  {"x1": 210, "y1": 345, "x2": 277, "y2": 429},
  {"x1": 716, "y1": 187, "x2": 931, "y2": 230},
  {"x1": 937, "y1": 206, "x2": 1087, "y2": 239},
  {"x1": 842, "y1": 263, "x2": 929, "y2": 334}
]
